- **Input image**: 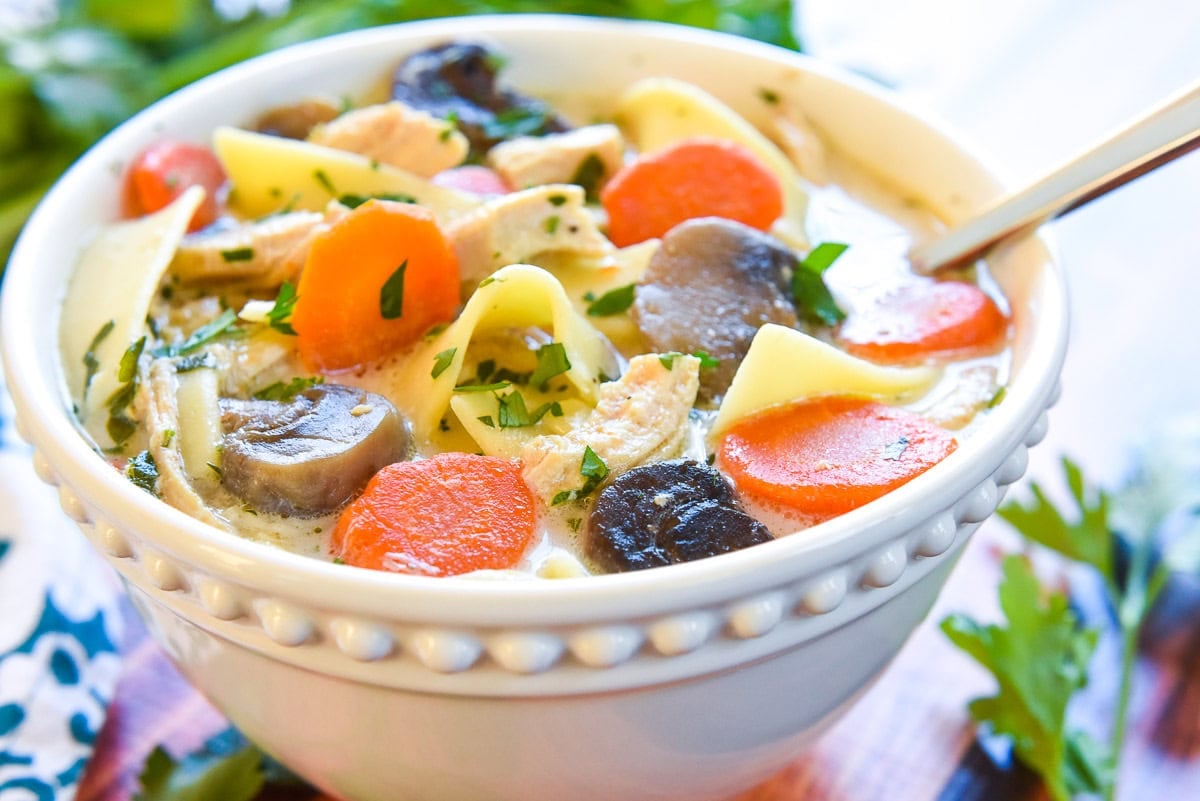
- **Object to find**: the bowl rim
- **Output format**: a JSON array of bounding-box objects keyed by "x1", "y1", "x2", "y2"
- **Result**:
[{"x1": 0, "y1": 14, "x2": 1068, "y2": 625}]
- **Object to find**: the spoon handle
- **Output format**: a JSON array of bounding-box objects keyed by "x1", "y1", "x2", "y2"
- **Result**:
[{"x1": 911, "y1": 78, "x2": 1200, "y2": 274}]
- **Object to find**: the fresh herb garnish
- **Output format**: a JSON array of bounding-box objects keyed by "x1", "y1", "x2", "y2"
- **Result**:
[
  {"x1": 266, "y1": 281, "x2": 299, "y2": 336},
  {"x1": 477, "y1": 415, "x2": 496, "y2": 428},
  {"x1": 104, "y1": 336, "x2": 146, "y2": 448},
  {"x1": 757, "y1": 87, "x2": 780, "y2": 104},
  {"x1": 566, "y1": 517, "x2": 582, "y2": 533},
  {"x1": 253, "y1": 376, "x2": 324, "y2": 402},
  {"x1": 551, "y1": 446, "x2": 609, "y2": 505},
  {"x1": 206, "y1": 462, "x2": 223, "y2": 479},
  {"x1": 81, "y1": 319, "x2": 115, "y2": 399},
  {"x1": 478, "y1": 276, "x2": 501, "y2": 288},
  {"x1": 153, "y1": 309, "x2": 238, "y2": 357},
  {"x1": 495, "y1": 391, "x2": 563, "y2": 429},
  {"x1": 125, "y1": 450, "x2": 159, "y2": 496},
  {"x1": 220, "y1": 247, "x2": 254, "y2": 263},
  {"x1": 161, "y1": 430, "x2": 175, "y2": 448},
  {"x1": 658, "y1": 352, "x2": 682, "y2": 370},
  {"x1": 175, "y1": 353, "x2": 218, "y2": 372},
  {"x1": 338, "y1": 192, "x2": 417, "y2": 209},
  {"x1": 482, "y1": 104, "x2": 555, "y2": 139},
  {"x1": 379, "y1": 260, "x2": 407, "y2": 320},
  {"x1": 570, "y1": 153, "x2": 606, "y2": 202},
  {"x1": 585, "y1": 283, "x2": 636, "y2": 316},
  {"x1": 791, "y1": 242, "x2": 848, "y2": 326},
  {"x1": 431, "y1": 347, "x2": 457, "y2": 379},
  {"x1": 548, "y1": 194, "x2": 567, "y2": 207},
  {"x1": 693, "y1": 350, "x2": 719, "y2": 369},
  {"x1": 313, "y1": 168, "x2": 337, "y2": 196},
  {"x1": 453, "y1": 381, "x2": 512, "y2": 393},
  {"x1": 543, "y1": 215, "x2": 560, "y2": 234},
  {"x1": 529, "y1": 342, "x2": 571, "y2": 390}
]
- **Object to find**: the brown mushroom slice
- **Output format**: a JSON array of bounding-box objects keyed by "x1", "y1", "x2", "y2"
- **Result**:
[
  {"x1": 254, "y1": 99, "x2": 342, "y2": 140},
  {"x1": 220, "y1": 384, "x2": 410, "y2": 517},
  {"x1": 632, "y1": 218, "x2": 799, "y2": 402}
]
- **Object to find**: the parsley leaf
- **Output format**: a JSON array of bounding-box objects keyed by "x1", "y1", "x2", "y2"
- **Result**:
[
  {"x1": 454, "y1": 381, "x2": 511, "y2": 393},
  {"x1": 82, "y1": 319, "x2": 115, "y2": 399},
  {"x1": 551, "y1": 446, "x2": 609, "y2": 505},
  {"x1": 792, "y1": 242, "x2": 848, "y2": 326},
  {"x1": 431, "y1": 347, "x2": 457, "y2": 379},
  {"x1": 125, "y1": 450, "x2": 159, "y2": 496},
  {"x1": 529, "y1": 342, "x2": 571, "y2": 390},
  {"x1": 134, "y1": 742, "x2": 264, "y2": 801},
  {"x1": 586, "y1": 283, "x2": 636, "y2": 316},
  {"x1": 253, "y1": 376, "x2": 323, "y2": 402},
  {"x1": 941, "y1": 556, "x2": 1113, "y2": 801},
  {"x1": 570, "y1": 152, "x2": 606, "y2": 202},
  {"x1": 266, "y1": 282, "x2": 299, "y2": 336},
  {"x1": 220, "y1": 247, "x2": 254, "y2": 263},
  {"x1": 338, "y1": 192, "x2": 417, "y2": 209},
  {"x1": 313, "y1": 168, "x2": 337, "y2": 196},
  {"x1": 482, "y1": 104, "x2": 555, "y2": 140},
  {"x1": 380, "y1": 260, "x2": 407, "y2": 320},
  {"x1": 153, "y1": 309, "x2": 238, "y2": 358}
]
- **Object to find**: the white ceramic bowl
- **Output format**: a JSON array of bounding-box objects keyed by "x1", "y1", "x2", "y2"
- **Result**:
[{"x1": 0, "y1": 15, "x2": 1067, "y2": 801}]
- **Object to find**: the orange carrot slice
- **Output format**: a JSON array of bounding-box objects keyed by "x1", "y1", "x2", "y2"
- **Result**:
[
  {"x1": 717, "y1": 396, "x2": 956, "y2": 522},
  {"x1": 292, "y1": 200, "x2": 459, "y2": 372},
  {"x1": 331, "y1": 454, "x2": 537, "y2": 577},
  {"x1": 839, "y1": 279, "x2": 1008, "y2": 364},
  {"x1": 124, "y1": 140, "x2": 226, "y2": 231},
  {"x1": 600, "y1": 137, "x2": 784, "y2": 247}
]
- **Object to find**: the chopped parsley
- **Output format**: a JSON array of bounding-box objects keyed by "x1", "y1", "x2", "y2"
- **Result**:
[
  {"x1": 313, "y1": 168, "x2": 337, "y2": 196},
  {"x1": 693, "y1": 350, "x2": 720, "y2": 369},
  {"x1": 585, "y1": 283, "x2": 636, "y2": 316},
  {"x1": 566, "y1": 517, "x2": 582, "y2": 533},
  {"x1": 153, "y1": 309, "x2": 238, "y2": 358},
  {"x1": 551, "y1": 446, "x2": 609, "y2": 505},
  {"x1": 431, "y1": 347, "x2": 457, "y2": 379},
  {"x1": 477, "y1": 415, "x2": 496, "y2": 428},
  {"x1": 81, "y1": 319, "x2": 115, "y2": 399},
  {"x1": 988, "y1": 386, "x2": 1008, "y2": 409},
  {"x1": 125, "y1": 450, "x2": 159, "y2": 496},
  {"x1": 570, "y1": 153, "x2": 605, "y2": 202},
  {"x1": 266, "y1": 281, "x2": 299, "y2": 336},
  {"x1": 658, "y1": 352, "x2": 683, "y2": 370},
  {"x1": 496, "y1": 391, "x2": 563, "y2": 429},
  {"x1": 758, "y1": 87, "x2": 780, "y2": 104},
  {"x1": 529, "y1": 342, "x2": 571, "y2": 390},
  {"x1": 478, "y1": 276, "x2": 501, "y2": 288},
  {"x1": 220, "y1": 247, "x2": 255, "y2": 263},
  {"x1": 792, "y1": 242, "x2": 848, "y2": 326},
  {"x1": 206, "y1": 462, "x2": 223, "y2": 480},
  {"x1": 548, "y1": 194, "x2": 567, "y2": 207},
  {"x1": 482, "y1": 104, "x2": 555, "y2": 140},
  {"x1": 543, "y1": 215, "x2": 560, "y2": 234},
  {"x1": 453, "y1": 381, "x2": 512, "y2": 393},
  {"x1": 253, "y1": 376, "x2": 324, "y2": 402},
  {"x1": 161, "y1": 429, "x2": 175, "y2": 448},
  {"x1": 104, "y1": 336, "x2": 146, "y2": 449},
  {"x1": 379, "y1": 260, "x2": 407, "y2": 320},
  {"x1": 338, "y1": 192, "x2": 417, "y2": 209},
  {"x1": 175, "y1": 353, "x2": 218, "y2": 372}
]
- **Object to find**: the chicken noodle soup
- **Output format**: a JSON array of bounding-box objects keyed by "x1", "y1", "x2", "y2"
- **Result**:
[{"x1": 60, "y1": 42, "x2": 1011, "y2": 578}]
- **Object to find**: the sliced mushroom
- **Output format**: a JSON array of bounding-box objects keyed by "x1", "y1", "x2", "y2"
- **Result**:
[
  {"x1": 390, "y1": 42, "x2": 569, "y2": 156},
  {"x1": 632, "y1": 218, "x2": 799, "y2": 402},
  {"x1": 585, "y1": 460, "x2": 771, "y2": 572},
  {"x1": 220, "y1": 384, "x2": 410, "y2": 517},
  {"x1": 254, "y1": 99, "x2": 342, "y2": 140}
]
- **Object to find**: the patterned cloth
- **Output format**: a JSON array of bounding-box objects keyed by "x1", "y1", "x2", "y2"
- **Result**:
[{"x1": 0, "y1": 372, "x2": 124, "y2": 801}]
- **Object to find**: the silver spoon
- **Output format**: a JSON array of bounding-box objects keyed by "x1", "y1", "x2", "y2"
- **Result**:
[{"x1": 910, "y1": 78, "x2": 1200, "y2": 274}]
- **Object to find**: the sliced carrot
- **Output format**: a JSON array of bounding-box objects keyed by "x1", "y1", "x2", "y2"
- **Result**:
[
  {"x1": 600, "y1": 137, "x2": 784, "y2": 247},
  {"x1": 432, "y1": 165, "x2": 512, "y2": 196},
  {"x1": 838, "y1": 279, "x2": 1009, "y2": 364},
  {"x1": 292, "y1": 199, "x2": 459, "y2": 372},
  {"x1": 717, "y1": 396, "x2": 957, "y2": 522},
  {"x1": 331, "y1": 454, "x2": 537, "y2": 577},
  {"x1": 124, "y1": 140, "x2": 226, "y2": 231}
]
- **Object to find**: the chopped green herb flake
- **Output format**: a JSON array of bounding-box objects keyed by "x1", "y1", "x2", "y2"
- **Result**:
[
  {"x1": 475, "y1": 359, "x2": 497, "y2": 383},
  {"x1": 220, "y1": 247, "x2": 255, "y2": 263},
  {"x1": 125, "y1": 451, "x2": 158, "y2": 495},
  {"x1": 693, "y1": 350, "x2": 719, "y2": 369},
  {"x1": 552, "y1": 446, "x2": 609, "y2": 505},
  {"x1": 424, "y1": 322, "x2": 449, "y2": 339},
  {"x1": 242, "y1": 504, "x2": 258, "y2": 515},
  {"x1": 548, "y1": 194, "x2": 567, "y2": 207},
  {"x1": 431, "y1": 347, "x2": 457, "y2": 379},
  {"x1": 543, "y1": 215, "x2": 560, "y2": 234},
  {"x1": 566, "y1": 517, "x2": 582, "y2": 533},
  {"x1": 758, "y1": 87, "x2": 780, "y2": 104},
  {"x1": 313, "y1": 169, "x2": 337, "y2": 195},
  {"x1": 175, "y1": 352, "x2": 217, "y2": 372},
  {"x1": 658, "y1": 352, "x2": 682, "y2": 370},
  {"x1": 153, "y1": 309, "x2": 238, "y2": 357},
  {"x1": 497, "y1": 390, "x2": 532, "y2": 428},
  {"x1": 338, "y1": 192, "x2": 417, "y2": 209},
  {"x1": 380, "y1": 260, "x2": 408, "y2": 320},
  {"x1": 453, "y1": 381, "x2": 511, "y2": 393},
  {"x1": 118, "y1": 336, "x2": 146, "y2": 383},
  {"x1": 266, "y1": 281, "x2": 299, "y2": 336},
  {"x1": 988, "y1": 386, "x2": 1008, "y2": 409},
  {"x1": 478, "y1": 276, "x2": 501, "y2": 288},
  {"x1": 477, "y1": 415, "x2": 496, "y2": 428},
  {"x1": 585, "y1": 283, "x2": 636, "y2": 316},
  {"x1": 207, "y1": 462, "x2": 223, "y2": 479},
  {"x1": 82, "y1": 319, "x2": 115, "y2": 398},
  {"x1": 161, "y1": 429, "x2": 175, "y2": 448},
  {"x1": 333, "y1": 556, "x2": 345, "y2": 565},
  {"x1": 483, "y1": 105, "x2": 554, "y2": 140},
  {"x1": 530, "y1": 342, "x2": 571, "y2": 389},
  {"x1": 570, "y1": 153, "x2": 606, "y2": 201},
  {"x1": 253, "y1": 376, "x2": 324, "y2": 402}
]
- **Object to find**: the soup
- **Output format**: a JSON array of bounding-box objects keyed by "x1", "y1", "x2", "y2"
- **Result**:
[{"x1": 59, "y1": 42, "x2": 1010, "y2": 579}]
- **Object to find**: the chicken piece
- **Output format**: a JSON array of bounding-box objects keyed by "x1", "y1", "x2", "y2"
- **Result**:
[
  {"x1": 143, "y1": 359, "x2": 232, "y2": 531},
  {"x1": 521, "y1": 354, "x2": 700, "y2": 506},
  {"x1": 170, "y1": 211, "x2": 324, "y2": 289},
  {"x1": 487, "y1": 124, "x2": 625, "y2": 191},
  {"x1": 446, "y1": 184, "x2": 611, "y2": 285},
  {"x1": 306, "y1": 101, "x2": 469, "y2": 178},
  {"x1": 764, "y1": 104, "x2": 830, "y2": 185}
]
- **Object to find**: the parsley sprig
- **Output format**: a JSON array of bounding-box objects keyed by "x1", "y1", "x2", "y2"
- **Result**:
[{"x1": 791, "y1": 241, "x2": 847, "y2": 325}]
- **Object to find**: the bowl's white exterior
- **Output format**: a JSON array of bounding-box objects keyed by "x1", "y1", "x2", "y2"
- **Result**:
[{"x1": 0, "y1": 16, "x2": 1067, "y2": 801}]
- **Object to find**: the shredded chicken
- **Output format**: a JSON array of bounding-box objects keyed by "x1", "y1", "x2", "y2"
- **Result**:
[
  {"x1": 764, "y1": 104, "x2": 830, "y2": 185},
  {"x1": 143, "y1": 359, "x2": 231, "y2": 531},
  {"x1": 306, "y1": 100, "x2": 468, "y2": 177},
  {"x1": 446, "y1": 184, "x2": 611, "y2": 285},
  {"x1": 487, "y1": 124, "x2": 625, "y2": 189},
  {"x1": 170, "y1": 211, "x2": 323, "y2": 289},
  {"x1": 521, "y1": 354, "x2": 700, "y2": 505}
]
